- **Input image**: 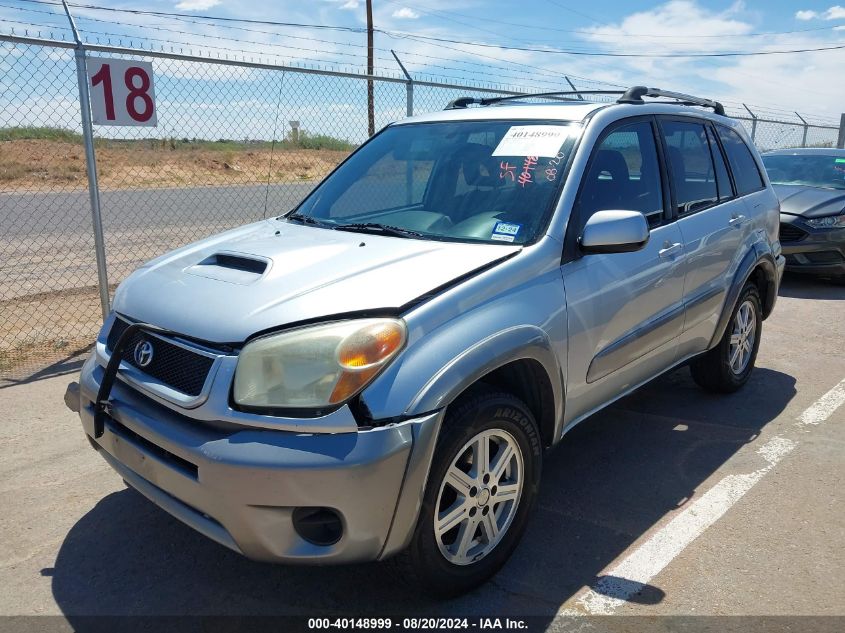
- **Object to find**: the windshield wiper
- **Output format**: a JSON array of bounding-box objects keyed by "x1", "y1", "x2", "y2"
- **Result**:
[
  {"x1": 285, "y1": 212, "x2": 334, "y2": 227},
  {"x1": 334, "y1": 222, "x2": 425, "y2": 239}
]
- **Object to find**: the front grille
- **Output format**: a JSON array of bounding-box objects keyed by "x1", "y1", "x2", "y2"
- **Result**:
[
  {"x1": 106, "y1": 318, "x2": 215, "y2": 397},
  {"x1": 779, "y1": 223, "x2": 807, "y2": 242}
]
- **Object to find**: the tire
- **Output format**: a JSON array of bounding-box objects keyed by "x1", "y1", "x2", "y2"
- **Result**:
[
  {"x1": 392, "y1": 388, "x2": 542, "y2": 597},
  {"x1": 690, "y1": 281, "x2": 762, "y2": 393}
]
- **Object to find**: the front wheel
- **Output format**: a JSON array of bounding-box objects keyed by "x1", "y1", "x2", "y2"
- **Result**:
[
  {"x1": 690, "y1": 281, "x2": 762, "y2": 393},
  {"x1": 395, "y1": 389, "x2": 542, "y2": 596}
]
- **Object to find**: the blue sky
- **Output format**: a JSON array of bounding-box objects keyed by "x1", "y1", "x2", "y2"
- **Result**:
[{"x1": 1, "y1": 0, "x2": 844, "y2": 134}]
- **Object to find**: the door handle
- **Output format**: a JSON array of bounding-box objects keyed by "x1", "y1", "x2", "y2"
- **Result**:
[
  {"x1": 729, "y1": 214, "x2": 746, "y2": 227},
  {"x1": 659, "y1": 241, "x2": 682, "y2": 258}
]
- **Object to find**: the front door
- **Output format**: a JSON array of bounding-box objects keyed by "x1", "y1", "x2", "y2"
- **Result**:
[{"x1": 561, "y1": 118, "x2": 686, "y2": 427}]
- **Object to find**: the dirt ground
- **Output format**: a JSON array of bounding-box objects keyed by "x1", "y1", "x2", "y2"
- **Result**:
[{"x1": 0, "y1": 139, "x2": 350, "y2": 191}]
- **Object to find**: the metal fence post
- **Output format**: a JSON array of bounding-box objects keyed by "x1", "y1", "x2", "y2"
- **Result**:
[
  {"x1": 61, "y1": 0, "x2": 110, "y2": 320},
  {"x1": 795, "y1": 112, "x2": 809, "y2": 147},
  {"x1": 743, "y1": 104, "x2": 758, "y2": 143},
  {"x1": 838, "y1": 114, "x2": 845, "y2": 149},
  {"x1": 391, "y1": 50, "x2": 413, "y2": 116}
]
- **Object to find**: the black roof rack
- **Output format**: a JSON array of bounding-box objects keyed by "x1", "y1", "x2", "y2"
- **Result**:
[
  {"x1": 618, "y1": 86, "x2": 725, "y2": 116},
  {"x1": 445, "y1": 85, "x2": 726, "y2": 117},
  {"x1": 445, "y1": 90, "x2": 623, "y2": 110}
]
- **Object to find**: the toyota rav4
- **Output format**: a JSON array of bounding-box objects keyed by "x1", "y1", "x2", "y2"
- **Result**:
[{"x1": 66, "y1": 86, "x2": 784, "y2": 596}]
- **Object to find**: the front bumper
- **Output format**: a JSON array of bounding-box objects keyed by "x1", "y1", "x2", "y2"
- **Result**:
[
  {"x1": 780, "y1": 215, "x2": 845, "y2": 277},
  {"x1": 71, "y1": 354, "x2": 443, "y2": 564}
]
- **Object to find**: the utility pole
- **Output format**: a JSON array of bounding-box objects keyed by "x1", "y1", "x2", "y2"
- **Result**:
[{"x1": 366, "y1": 0, "x2": 375, "y2": 136}]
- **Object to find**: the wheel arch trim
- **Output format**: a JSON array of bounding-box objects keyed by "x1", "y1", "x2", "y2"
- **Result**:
[
  {"x1": 709, "y1": 241, "x2": 776, "y2": 349},
  {"x1": 404, "y1": 325, "x2": 565, "y2": 443}
]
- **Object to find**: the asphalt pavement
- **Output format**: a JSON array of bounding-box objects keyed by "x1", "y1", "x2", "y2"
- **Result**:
[
  {"x1": 0, "y1": 274, "x2": 843, "y2": 628},
  {"x1": 1, "y1": 183, "x2": 314, "y2": 298},
  {"x1": 1, "y1": 183, "x2": 314, "y2": 236}
]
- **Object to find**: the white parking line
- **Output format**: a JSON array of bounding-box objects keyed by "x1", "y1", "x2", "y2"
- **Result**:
[
  {"x1": 798, "y1": 378, "x2": 845, "y2": 427},
  {"x1": 571, "y1": 379, "x2": 845, "y2": 615}
]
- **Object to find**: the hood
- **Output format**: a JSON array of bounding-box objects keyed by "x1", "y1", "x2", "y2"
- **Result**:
[
  {"x1": 112, "y1": 219, "x2": 519, "y2": 343},
  {"x1": 773, "y1": 184, "x2": 845, "y2": 219}
]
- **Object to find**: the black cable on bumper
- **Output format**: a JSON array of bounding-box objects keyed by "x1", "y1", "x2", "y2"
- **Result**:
[{"x1": 93, "y1": 321, "x2": 175, "y2": 438}]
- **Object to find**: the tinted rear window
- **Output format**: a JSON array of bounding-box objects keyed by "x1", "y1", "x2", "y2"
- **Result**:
[
  {"x1": 706, "y1": 126, "x2": 733, "y2": 200},
  {"x1": 661, "y1": 120, "x2": 718, "y2": 215},
  {"x1": 717, "y1": 126, "x2": 765, "y2": 196}
]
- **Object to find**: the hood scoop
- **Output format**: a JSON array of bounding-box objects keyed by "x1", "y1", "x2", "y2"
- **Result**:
[{"x1": 185, "y1": 252, "x2": 270, "y2": 285}]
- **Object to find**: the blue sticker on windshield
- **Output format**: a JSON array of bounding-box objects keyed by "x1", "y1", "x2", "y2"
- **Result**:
[{"x1": 491, "y1": 221, "x2": 521, "y2": 242}]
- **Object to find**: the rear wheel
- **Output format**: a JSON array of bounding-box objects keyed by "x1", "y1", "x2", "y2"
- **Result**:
[
  {"x1": 394, "y1": 389, "x2": 541, "y2": 596},
  {"x1": 690, "y1": 281, "x2": 762, "y2": 393}
]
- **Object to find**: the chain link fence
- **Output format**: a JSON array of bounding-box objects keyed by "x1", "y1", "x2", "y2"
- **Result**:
[
  {"x1": 732, "y1": 115, "x2": 842, "y2": 153},
  {"x1": 1, "y1": 33, "x2": 843, "y2": 381}
]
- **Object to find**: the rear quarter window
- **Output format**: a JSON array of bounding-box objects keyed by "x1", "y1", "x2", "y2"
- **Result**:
[{"x1": 717, "y1": 126, "x2": 765, "y2": 196}]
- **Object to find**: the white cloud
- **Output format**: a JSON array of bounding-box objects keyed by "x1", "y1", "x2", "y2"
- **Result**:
[
  {"x1": 572, "y1": 0, "x2": 845, "y2": 119},
  {"x1": 392, "y1": 7, "x2": 420, "y2": 19},
  {"x1": 174, "y1": 0, "x2": 221, "y2": 10},
  {"x1": 584, "y1": 0, "x2": 751, "y2": 49},
  {"x1": 795, "y1": 5, "x2": 845, "y2": 20},
  {"x1": 580, "y1": 0, "x2": 752, "y2": 77},
  {"x1": 323, "y1": 0, "x2": 359, "y2": 10}
]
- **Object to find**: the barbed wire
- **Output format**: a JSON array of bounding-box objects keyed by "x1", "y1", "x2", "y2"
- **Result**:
[
  {"x1": 0, "y1": 0, "x2": 840, "y2": 125},
  {"x1": 0, "y1": 2, "x2": 587, "y2": 89}
]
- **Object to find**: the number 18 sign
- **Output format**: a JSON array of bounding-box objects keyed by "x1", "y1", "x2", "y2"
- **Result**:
[{"x1": 88, "y1": 58, "x2": 157, "y2": 127}]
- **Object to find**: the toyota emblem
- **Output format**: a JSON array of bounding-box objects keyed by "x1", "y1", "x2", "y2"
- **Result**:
[{"x1": 133, "y1": 340, "x2": 154, "y2": 368}]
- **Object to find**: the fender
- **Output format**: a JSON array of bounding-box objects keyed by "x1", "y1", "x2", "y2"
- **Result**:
[
  {"x1": 376, "y1": 325, "x2": 564, "y2": 559},
  {"x1": 405, "y1": 324, "x2": 565, "y2": 440},
  {"x1": 709, "y1": 240, "x2": 777, "y2": 349}
]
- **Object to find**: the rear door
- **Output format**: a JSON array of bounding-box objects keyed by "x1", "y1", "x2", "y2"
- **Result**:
[
  {"x1": 715, "y1": 123, "x2": 773, "y2": 239},
  {"x1": 658, "y1": 117, "x2": 745, "y2": 354},
  {"x1": 561, "y1": 117, "x2": 686, "y2": 424}
]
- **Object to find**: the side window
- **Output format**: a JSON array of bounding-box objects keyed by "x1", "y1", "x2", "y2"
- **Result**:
[
  {"x1": 706, "y1": 125, "x2": 733, "y2": 200},
  {"x1": 577, "y1": 121, "x2": 663, "y2": 228},
  {"x1": 660, "y1": 120, "x2": 718, "y2": 215},
  {"x1": 717, "y1": 126, "x2": 765, "y2": 196}
]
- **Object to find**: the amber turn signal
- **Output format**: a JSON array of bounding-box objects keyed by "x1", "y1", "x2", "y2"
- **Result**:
[{"x1": 329, "y1": 321, "x2": 405, "y2": 403}]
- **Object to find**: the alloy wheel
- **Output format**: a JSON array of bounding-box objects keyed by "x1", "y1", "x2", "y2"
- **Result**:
[
  {"x1": 433, "y1": 429, "x2": 524, "y2": 566},
  {"x1": 729, "y1": 299, "x2": 757, "y2": 375}
]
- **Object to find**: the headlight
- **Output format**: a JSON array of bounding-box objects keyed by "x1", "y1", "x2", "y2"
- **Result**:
[
  {"x1": 233, "y1": 318, "x2": 406, "y2": 410},
  {"x1": 805, "y1": 214, "x2": 845, "y2": 229}
]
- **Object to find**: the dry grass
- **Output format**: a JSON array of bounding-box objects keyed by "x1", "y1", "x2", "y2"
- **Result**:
[
  {"x1": 0, "y1": 138, "x2": 351, "y2": 191},
  {"x1": 0, "y1": 285, "x2": 103, "y2": 376}
]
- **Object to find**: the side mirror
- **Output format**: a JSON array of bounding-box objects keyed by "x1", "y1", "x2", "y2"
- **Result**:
[{"x1": 580, "y1": 210, "x2": 650, "y2": 254}]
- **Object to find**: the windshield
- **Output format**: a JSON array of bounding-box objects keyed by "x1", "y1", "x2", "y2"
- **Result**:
[
  {"x1": 289, "y1": 120, "x2": 578, "y2": 244},
  {"x1": 762, "y1": 153, "x2": 845, "y2": 190}
]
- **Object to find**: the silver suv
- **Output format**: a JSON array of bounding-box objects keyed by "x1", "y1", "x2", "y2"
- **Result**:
[{"x1": 66, "y1": 86, "x2": 784, "y2": 596}]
